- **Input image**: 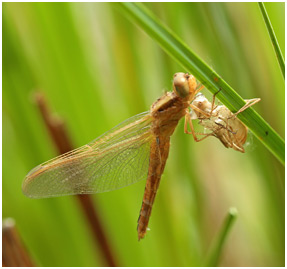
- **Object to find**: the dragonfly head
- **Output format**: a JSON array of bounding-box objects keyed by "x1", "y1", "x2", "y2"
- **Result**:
[{"x1": 173, "y1": 73, "x2": 196, "y2": 99}]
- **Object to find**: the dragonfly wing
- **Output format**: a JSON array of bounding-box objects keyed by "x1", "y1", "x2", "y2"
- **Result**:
[{"x1": 22, "y1": 112, "x2": 153, "y2": 198}]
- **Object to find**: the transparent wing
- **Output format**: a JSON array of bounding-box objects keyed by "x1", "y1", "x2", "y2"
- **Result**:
[{"x1": 22, "y1": 112, "x2": 153, "y2": 198}]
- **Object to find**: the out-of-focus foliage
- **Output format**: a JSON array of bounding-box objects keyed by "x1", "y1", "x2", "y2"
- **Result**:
[{"x1": 3, "y1": 2, "x2": 284, "y2": 266}]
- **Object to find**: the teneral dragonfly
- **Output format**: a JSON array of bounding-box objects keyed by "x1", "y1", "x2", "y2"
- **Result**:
[
  {"x1": 186, "y1": 92, "x2": 260, "y2": 152},
  {"x1": 22, "y1": 72, "x2": 202, "y2": 240}
]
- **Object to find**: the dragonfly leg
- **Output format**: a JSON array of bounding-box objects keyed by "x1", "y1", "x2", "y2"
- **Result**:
[
  {"x1": 210, "y1": 89, "x2": 221, "y2": 113},
  {"x1": 190, "y1": 104, "x2": 212, "y2": 118},
  {"x1": 184, "y1": 112, "x2": 214, "y2": 142},
  {"x1": 216, "y1": 117, "x2": 236, "y2": 134},
  {"x1": 194, "y1": 84, "x2": 204, "y2": 95},
  {"x1": 231, "y1": 98, "x2": 261, "y2": 118},
  {"x1": 190, "y1": 90, "x2": 221, "y2": 119},
  {"x1": 232, "y1": 142, "x2": 245, "y2": 153}
]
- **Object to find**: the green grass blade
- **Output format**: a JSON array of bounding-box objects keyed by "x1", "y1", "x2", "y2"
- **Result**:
[
  {"x1": 117, "y1": 2, "x2": 285, "y2": 165},
  {"x1": 258, "y1": 2, "x2": 285, "y2": 79},
  {"x1": 205, "y1": 207, "x2": 238, "y2": 266}
]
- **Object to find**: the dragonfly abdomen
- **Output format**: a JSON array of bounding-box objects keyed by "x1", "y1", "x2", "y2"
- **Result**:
[{"x1": 137, "y1": 135, "x2": 171, "y2": 240}]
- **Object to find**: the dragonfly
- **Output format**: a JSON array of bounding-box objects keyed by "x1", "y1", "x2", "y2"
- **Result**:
[
  {"x1": 22, "y1": 72, "x2": 204, "y2": 240},
  {"x1": 186, "y1": 92, "x2": 261, "y2": 152}
]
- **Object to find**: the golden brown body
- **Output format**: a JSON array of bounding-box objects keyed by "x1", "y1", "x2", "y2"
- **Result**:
[
  {"x1": 137, "y1": 73, "x2": 199, "y2": 240},
  {"x1": 22, "y1": 72, "x2": 200, "y2": 241}
]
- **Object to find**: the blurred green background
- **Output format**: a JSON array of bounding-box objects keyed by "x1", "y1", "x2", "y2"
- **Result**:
[{"x1": 3, "y1": 2, "x2": 284, "y2": 266}]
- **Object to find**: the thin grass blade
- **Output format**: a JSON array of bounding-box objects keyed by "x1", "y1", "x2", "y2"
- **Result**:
[
  {"x1": 205, "y1": 207, "x2": 238, "y2": 266},
  {"x1": 258, "y1": 2, "x2": 285, "y2": 79}
]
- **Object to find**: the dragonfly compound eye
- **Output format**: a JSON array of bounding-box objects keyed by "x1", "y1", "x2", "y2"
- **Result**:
[{"x1": 173, "y1": 72, "x2": 190, "y2": 98}]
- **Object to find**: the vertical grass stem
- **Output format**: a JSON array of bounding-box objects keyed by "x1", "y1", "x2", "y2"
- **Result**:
[
  {"x1": 205, "y1": 207, "x2": 238, "y2": 266},
  {"x1": 258, "y1": 2, "x2": 285, "y2": 79}
]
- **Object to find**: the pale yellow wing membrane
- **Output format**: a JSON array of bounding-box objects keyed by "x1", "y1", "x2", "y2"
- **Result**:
[{"x1": 22, "y1": 112, "x2": 153, "y2": 198}]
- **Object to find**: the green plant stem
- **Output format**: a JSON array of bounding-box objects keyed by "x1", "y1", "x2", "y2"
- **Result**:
[
  {"x1": 205, "y1": 207, "x2": 238, "y2": 266},
  {"x1": 258, "y1": 2, "x2": 285, "y2": 79},
  {"x1": 117, "y1": 2, "x2": 285, "y2": 165}
]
